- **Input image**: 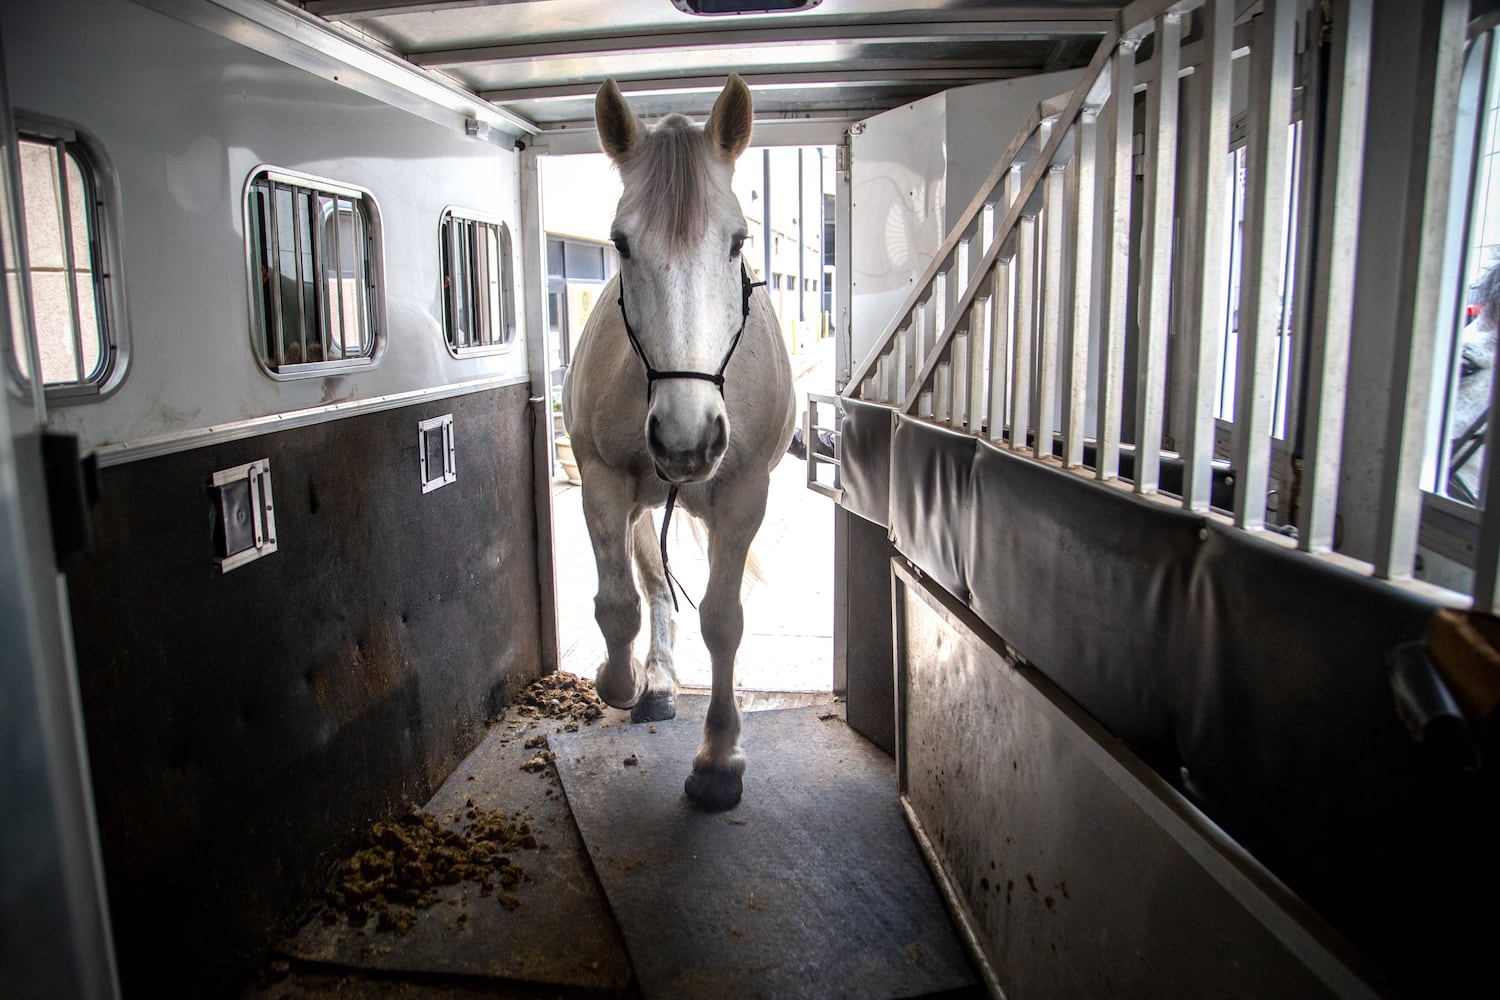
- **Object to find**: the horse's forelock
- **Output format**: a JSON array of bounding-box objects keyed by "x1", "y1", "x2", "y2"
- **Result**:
[{"x1": 616, "y1": 115, "x2": 719, "y2": 255}]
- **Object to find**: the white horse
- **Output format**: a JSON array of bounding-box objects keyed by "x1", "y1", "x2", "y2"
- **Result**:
[{"x1": 561, "y1": 75, "x2": 795, "y2": 809}]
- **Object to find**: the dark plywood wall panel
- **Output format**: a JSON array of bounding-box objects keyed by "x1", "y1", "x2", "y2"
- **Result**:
[{"x1": 62, "y1": 384, "x2": 543, "y2": 995}]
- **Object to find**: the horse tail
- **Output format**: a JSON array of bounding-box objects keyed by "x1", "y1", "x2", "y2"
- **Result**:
[{"x1": 681, "y1": 511, "x2": 768, "y2": 587}]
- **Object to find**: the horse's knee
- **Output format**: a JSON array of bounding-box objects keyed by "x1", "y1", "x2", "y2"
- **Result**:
[{"x1": 594, "y1": 591, "x2": 640, "y2": 645}]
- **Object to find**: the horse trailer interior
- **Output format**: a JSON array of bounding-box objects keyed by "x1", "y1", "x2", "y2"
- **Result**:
[{"x1": 4, "y1": 0, "x2": 1500, "y2": 997}]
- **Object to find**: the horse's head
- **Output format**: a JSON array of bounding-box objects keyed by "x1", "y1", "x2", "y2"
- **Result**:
[{"x1": 596, "y1": 75, "x2": 755, "y2": 484}]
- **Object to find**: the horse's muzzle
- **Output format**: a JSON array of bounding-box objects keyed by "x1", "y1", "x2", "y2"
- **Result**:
[{"x1": 648, "y1": 412, "x2": 728, "y2": 483}]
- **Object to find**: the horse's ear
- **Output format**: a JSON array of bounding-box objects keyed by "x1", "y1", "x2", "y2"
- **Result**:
[
  {"x1": 706, "y1": 74, "x2": 753, "y2": 164},
  {"x1": 595, "y1": 79, "x2": 640, "y2": 162}
]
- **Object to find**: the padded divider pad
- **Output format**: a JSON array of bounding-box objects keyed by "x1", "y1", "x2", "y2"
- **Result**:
[{"x1": 838, "y1": 397, "x2": 894, "y2": 528}]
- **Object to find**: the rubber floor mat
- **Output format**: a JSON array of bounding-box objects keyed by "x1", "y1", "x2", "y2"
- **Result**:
[{"x1": 549, "y1": 702, "x2": 978, "y2": 999}]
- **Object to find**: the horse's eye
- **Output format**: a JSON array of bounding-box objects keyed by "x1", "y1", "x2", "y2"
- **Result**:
[
  {"x1": 730, "y1": 233, "x2": 745, "y2": 258},
  {"x1": 612, "y1": 234, "x2": 631, "y2": 260}
]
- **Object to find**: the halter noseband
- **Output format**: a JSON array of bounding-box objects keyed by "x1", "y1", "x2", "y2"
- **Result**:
[
  {"x1": 616, "y1": 261, "x2": 767, "y2": 612},
  {"x1": 617, "y1": 262, "x2": 766, "y2": 400}
]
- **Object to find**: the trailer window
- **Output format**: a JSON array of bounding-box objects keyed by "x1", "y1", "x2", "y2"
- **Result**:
[
  {"x1": 1430, "y1": 28, "x2": 1500, "y2": 509},
  {"x1": 440, "y1": 209, "x2": 514, "y2": 355},
  {"x1": 245, "y1": 167, "x2": 382, "y2": 377},
  {"x1": 9, "y1": 123, "x2": 124, "y2": 400}
]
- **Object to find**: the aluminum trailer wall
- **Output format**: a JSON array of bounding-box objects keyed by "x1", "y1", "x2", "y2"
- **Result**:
[{"x1": 1, "y1": 0, "x2": 547, "y2": 993}]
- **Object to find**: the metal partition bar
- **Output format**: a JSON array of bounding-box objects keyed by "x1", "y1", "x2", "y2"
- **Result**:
[
  {"x1": 1374, "y1": 0, "x2": 1468, "y2": 580},
  {"x1": 1010, "y1": 213, "x2": 1037, "y2": 453},
  {"x1": 951, "y1": 332, "x2": 970, "y2": 429},
  {"x1": 1065, "y1": 107, "x2": 1100, "y2": 469},
  {"x1": 1097, "y1": 42, "x2": 1139, "y2": 481},
  {"x1": 988, "y1": 263, "x2": 1012, "y2": 444},
  {"x1": 1231, "y1": 0, "x2": 1295, "y2": 530},
  {"x1": 804, "y1": 392, "x2": 842, "y2": 500},
  {"x1": 970, "y1": 296, "x2": 992, "y2": 434},
  {"x1": 1182, "y1": 0, "x2": 1234, "y2": 511},
  {"x1": 863, "y1": 18, "x2": 1126, "y2": 405},
  {"x1": 1298, "y1": 0, "x2": 1372, "y2": 549},
  {"x1": 1035, "y1": 165, "x2": 1066, "y2": 461},
  {"x1": 1134, "y1": 11, "x2": 1182, "y2": 495}
]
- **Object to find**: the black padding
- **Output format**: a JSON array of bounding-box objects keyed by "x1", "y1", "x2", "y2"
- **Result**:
[
  {"x1": 837, "y1": 397, "x2": 893, "y2": 528},
  {"x1": 874, "y1": 415, "x2": 1500, "y2": 994},
  {"x1": 63, "y1": 385, "x2": 544, "y2": 996}
]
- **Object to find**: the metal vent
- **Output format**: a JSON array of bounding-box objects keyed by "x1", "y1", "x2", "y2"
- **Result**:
[
  {"x1": 419, "y1": 414, "x2": 456, "y2": 493},
  {"x1": 210, "y1": 459, "x2": 277, "y2": 572}
]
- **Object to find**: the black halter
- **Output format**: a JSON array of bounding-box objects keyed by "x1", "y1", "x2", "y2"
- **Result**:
[
  {"x1": 618, "y1": 262, "x2": 764, "y2": 400},
  {"x1": 617, "y1": 262, "x2": 766, "y2": 611}
]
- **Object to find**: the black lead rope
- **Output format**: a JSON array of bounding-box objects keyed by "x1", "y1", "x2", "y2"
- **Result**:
[{"x1": 619, "y1": 264, "x2": 766, "y2": 611}]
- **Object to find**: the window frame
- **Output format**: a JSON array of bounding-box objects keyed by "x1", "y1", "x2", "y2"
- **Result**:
[
  {"x1": 439, "y1": 206, "x2": 516, "y2": 358},
  {"x1": 241, "y1": 164, "x2": 385, "y2": 381},
  {"x1": 8, "y1": 113, "x2": 129, "y2": 403}
]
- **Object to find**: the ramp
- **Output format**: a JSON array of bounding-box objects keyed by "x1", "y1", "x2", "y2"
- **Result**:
[{"x1": 549, "y1": 701, "x2": 979, "y2": 999}]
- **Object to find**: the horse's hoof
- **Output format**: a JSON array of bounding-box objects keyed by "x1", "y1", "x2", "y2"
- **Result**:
[
  {"x1": 684, "y1": 767, "x2": 743, "y2": 811},
  {"x1": 631, "y1": 690, "x2": 676, "y2": 723}
]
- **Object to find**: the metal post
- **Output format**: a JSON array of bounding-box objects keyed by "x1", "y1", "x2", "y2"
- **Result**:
[
  {"x1": 1011, "y1": 213, "x2": 1037, "y2": 453},
  {"x1": 1134, "y1": 11, "x2": 1181, "y2": 495},
  {"x1": 1232, "y1": 0, "x2": 1296, "y2": 529},
  {"x1": 1099, "y1": 41, "x2": 1140, "y2": 481},
  {"x1": 1066, "y1": 108, "x2": 1101, "y2": 469},
  {"x1": 1036, "y1": 164, "x2": 1067, "y2": 461},
  {"x1": 1373, "y1": 0, "x2": 1468, "y2": 578},
  {"x1": 1298, "y1": 0, "x2": 1372, "y2": 549},
  {"x1": 1182, "y1": 0, "x2": 1235, "y2": 511}
]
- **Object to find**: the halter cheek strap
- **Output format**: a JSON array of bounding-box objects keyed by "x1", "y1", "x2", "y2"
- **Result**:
[
  {"x1": 617, "y1": 263, "x2": 766, "y2": 400},
  {"x1": 617, "y1": 262, "x2": 767, "y2": 611}
]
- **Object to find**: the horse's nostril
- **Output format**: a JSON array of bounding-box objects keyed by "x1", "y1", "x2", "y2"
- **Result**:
[
  {"x1": 647, "y1": 414, "x2": 665, "y2": 454},
  {"x1": 709, "y1": 415, "x2": 728, "y2": 456}
]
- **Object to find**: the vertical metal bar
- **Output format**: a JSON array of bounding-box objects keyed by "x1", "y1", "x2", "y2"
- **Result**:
[
  {"x1": 1183, "y1": 0, "x2": 1235, "y2": 510},
  {"x1": 969, "y1": 297, "x2": 990, "y2": 433},
  {"x1": 930, "y1": 274, "x2": 946, "y2": 363},
  {"x1": 52, "y1": 150, "x2": 82, "y2": 381},
  {"x1": 48, "y1": 143, "x2": 86, "y2": 383},
  {"x1": 1134, "y1": 12, "x2": 1182, "y2": 495},
  {"x1": 953, "y1": 240, "x2": 970, "y2": 319},
  {"x1": 267, "y1": 181, "x2": 285, "y2": 367},
  {"x1": 1011, "y1": 214, "x2": 1037, "y2": 453},
  {"x1": 309, "y1": 192, "x2": 328, "y2": 361},
  {"x1": 951, "y1": 331, "x2": 970, "y2": 429},
  {"x1": 331, "y1": 196, "x2": 347, "y2": 360},
  {"x1": 988, "y1": 262, "x2": 1012, "y2": 444},
  {"x1": 1232, "y1": 0, "x2": 1296, "y2": 529},
  {"x1": 895, "y1": 325, "x2": 910, "y2": 401},
  {"x1": 934, "y1": 360, "x2": 952, "y2": 424},
  {"x1": 1099, "y1": 42, "x2": 1140, "y2": 481},
  {"x1": 1375, "y1": 0, "x2": 1468, "y2": 577},
  {"x1": 1298, "y1": 0, "x2": 1371, "y2": 549},
  {"x1": 290, "y1": 187, "x2": 309, "y2": 365},
  {"x1": 1066, "y1": 109, "x2": 1101, "y2": 469},
  {"x1": 1036, "y1": 165, "x2": 1067, "y2": 462},
  {"x1": 979, "y1": 203, "x2": 995, "y2": 260}
]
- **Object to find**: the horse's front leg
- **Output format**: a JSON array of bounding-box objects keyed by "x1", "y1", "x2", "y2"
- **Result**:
[
  {"x1": 582, "y1": 465, "x2": 645, "y2": 710},
  {"x1": 683, "y1": 475, "x2": 769, "y2": 810},
  {"x1": 629, "y1": 511, "x2": 678, "y2": 722}
]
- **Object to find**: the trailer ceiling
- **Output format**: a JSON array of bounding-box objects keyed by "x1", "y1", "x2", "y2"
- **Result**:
[{"x1": 298, "y1": 0, "x2": 1118, "y2": 139}]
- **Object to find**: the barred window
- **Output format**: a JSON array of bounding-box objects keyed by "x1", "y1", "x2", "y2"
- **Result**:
[
  {"x1": 440, "y1": 208, "x2": 514, "y2": 355},
  {"x1": 10, "y1": 120, "x2": 124, "y2": 400},
  {"x1": 245, "y1": 167, "x2": 382, "y2": 377}
]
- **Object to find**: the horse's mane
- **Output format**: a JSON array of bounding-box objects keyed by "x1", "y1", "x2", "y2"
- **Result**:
[{"x1": 615, "y1": 113, "x2": 715, "y2": 256}]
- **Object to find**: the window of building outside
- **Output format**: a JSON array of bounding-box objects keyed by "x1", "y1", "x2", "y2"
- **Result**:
[
  {"x1": 546, "y1": 234, "x2": 617, "y2": 386},
  {"x1": 9, "y1": 120, "x2": 125, "y2": 401}
]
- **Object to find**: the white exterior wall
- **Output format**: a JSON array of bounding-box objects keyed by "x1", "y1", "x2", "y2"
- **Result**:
[{"x1": 2, "y1": 0, "x2": 525, "y2": 455}]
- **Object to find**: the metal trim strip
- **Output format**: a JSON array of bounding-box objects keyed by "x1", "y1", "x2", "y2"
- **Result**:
[{"x1": 92, "y1": 374, "x2": 528, "y2": 468}]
